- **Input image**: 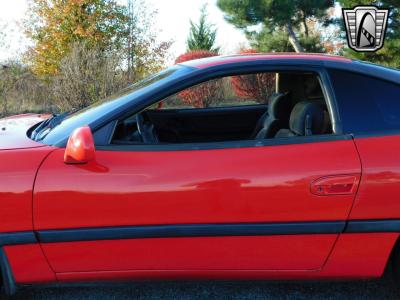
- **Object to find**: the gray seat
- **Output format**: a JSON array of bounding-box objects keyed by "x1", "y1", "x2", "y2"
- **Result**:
[
  {"x1": 275, "y1": 101, "x2": 325, "y2": 138},
  {"x1": 136, "y1": 113, "x2": 159, "y2": 144},
  {"x1": 253, "y1": 93, "x2": 292, "y2": 139}
]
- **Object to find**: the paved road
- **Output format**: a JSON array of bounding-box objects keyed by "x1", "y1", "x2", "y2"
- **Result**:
[{"x1": 3, "y1": 275, "x2": 399, "y2": 300}]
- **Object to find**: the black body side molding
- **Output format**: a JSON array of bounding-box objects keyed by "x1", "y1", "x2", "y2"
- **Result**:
[
  {"x1": 2, "y1": 220, "x2": 400, "y2": 247},
  {"x1": 0, "y1": 231, "x2": 37, "y2": 246},
  {"x1": 37, "y1": 221, "x2": 346, "y2": 243},
  {"x1": 346, "y1": 219, "x2": 400, "y2": 233}
]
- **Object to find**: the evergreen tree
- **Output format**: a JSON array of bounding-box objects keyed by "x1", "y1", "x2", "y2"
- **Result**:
[
  {"x1": 217, "y1": 0, "x2": 334, "y2": 53},
  {"x1": 337, "y1": 0, "x2": 400, "y2": 68},
  {"x1": 187, "y1": 5, "x2": 219, "y2": 53}
]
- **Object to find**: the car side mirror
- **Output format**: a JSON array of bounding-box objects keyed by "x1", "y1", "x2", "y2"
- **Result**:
[{"x1": 64, "y1": 126, "x2": 95, "y2": 164}]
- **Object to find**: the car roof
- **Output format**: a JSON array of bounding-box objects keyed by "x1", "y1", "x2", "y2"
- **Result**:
[
  {"x1": 178, "y1": 53, "x2": 400, "y2": 84},
  {"x1": 180, "y1": 53, "x2": 352, "y2": 69}
]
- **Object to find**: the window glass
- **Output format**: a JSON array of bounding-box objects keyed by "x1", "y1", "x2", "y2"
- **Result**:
[
  {"x1": 34, "y1": 65, "x2": 190, "y2": 145},
  {"x1": 111, "y1": 71, "x2": 333, "y2": 145},
  {"x1": 328, "y1": 69, "x2": 400, "y2": 134},
  {"x1": 159, "y1": 73, "x2": 277, "y2": 109}
]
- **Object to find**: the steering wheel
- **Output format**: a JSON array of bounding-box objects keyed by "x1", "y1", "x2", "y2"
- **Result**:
[{"x1": 135, "y1": 112, "x2": 158, "y2": 144}]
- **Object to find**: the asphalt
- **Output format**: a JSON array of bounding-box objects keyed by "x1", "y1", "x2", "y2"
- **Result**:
[{"x1": 2, "y1": 275, "x2": 400, "y2": 300}]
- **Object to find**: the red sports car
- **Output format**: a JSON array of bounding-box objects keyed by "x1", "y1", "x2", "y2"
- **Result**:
[{"x1": 1, "y1": 53, "x2": 400, "y2": 295}]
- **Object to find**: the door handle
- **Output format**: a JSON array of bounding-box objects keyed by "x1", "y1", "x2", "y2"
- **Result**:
[{"x1": 310, "y1": 174, "x2": 360, "y2": 196}]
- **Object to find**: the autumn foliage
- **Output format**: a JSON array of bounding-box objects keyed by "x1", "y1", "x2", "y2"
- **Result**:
[
  {"x1": 175, "y1": 50, "x2": 217, "y2": 64},
  {"x1": 11, "y1": 0, "x2": 171, "y2": 114},
  {"x1": 231, "y1": 49, "x2": 276, "y2": 104},
  {"x1": 25, "y1": 0, "x2": 129, "y2": 76},
  {"x1": 175, "y1": 50, "x2": 223, "y2": 108}
]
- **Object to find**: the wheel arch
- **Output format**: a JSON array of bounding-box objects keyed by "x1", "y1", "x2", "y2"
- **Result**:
[
  {"x1": 386, "y1": 236, "x2": 400, "y2": 278},
  {"x1": 0, "y1": 248, "x2": 17, "y2": 296}
]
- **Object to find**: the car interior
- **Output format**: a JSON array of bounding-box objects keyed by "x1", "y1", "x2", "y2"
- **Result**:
[{"x1": 111, "y1": 72, "x2": 333, "y2": 145}]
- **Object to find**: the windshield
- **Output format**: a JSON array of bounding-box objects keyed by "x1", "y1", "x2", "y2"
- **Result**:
[
  {"x1": 34, "y1": 65, "x2": 192, "y2": 145},
  {"x1": 67, "y1": 66, "x2": 182, "y2": 118}
]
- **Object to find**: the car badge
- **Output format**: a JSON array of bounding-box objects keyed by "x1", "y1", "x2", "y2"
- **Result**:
[{"x1": 342, "y1": 5, "x2": 389, "y2": 52}]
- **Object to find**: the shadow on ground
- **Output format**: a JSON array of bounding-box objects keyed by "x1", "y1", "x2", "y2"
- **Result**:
[{"x1": 3, "y1": 275, "x2": 399, "y2": 300}]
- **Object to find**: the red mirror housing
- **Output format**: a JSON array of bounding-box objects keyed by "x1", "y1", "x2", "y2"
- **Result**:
[{"x1": 64, "y1": 126, "x2": 95, "y2": 164}]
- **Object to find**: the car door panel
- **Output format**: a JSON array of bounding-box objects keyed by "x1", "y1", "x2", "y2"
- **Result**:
[
  {"x1": 41, "y1": 236, "x2": 336, "y2": 273},
  {"x1": 348, "y1": 135, "x2": 400, "y2": 220},
  {"x1": 34, "y1": 137, "x2": 360, "y2": 272},
  {"x1": 146, "y1": 104, "x2": 268, "y2": 142}
]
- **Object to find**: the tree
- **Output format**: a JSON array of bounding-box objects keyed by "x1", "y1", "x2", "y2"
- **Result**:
[
  {"x1": 187, "y1": 4, "x2": 219, "y2": 52},
  {"x1": 231, "y1": 49, "x2": 276, "y2": 104},
  {"x1": 0, "y1": 23, "x2": 6, "y2": 54},
  {"x1": 217, "y1": 0, "x2": 334, "y2": 53},
  {"x1": 247, "y1": 27, "x2": 326, "y2": 53},
  {"x1": 50, "y1": 43, "x2": 128, "y2": 111},
  {"x1": 22, "y1": 0, "x2": 171, "y2": 113},
  {"x1": 0, "y1": 22, "x2": 17, "y2": 60},
  {"x1": 25, "y1": 0, "x2": 129, "y2": 76},
  {"x1": 125, "y1": 0, "x2": 172, "y2": 81},
  {"x1": 175, "y1": 50, "x2": 223, "y2": 108},
  {"x1": 0, "y1": 63, "x2": 49, "y2": 117},
  {"x1": 175, "y1": 49, "x2": 218, "y2": 64},
  {"x1": 337, "y1": 0, "x2": 400, "y2": 68},
  {"x1": 25, "y1": 0, "x2": 171, "y2": 78}
]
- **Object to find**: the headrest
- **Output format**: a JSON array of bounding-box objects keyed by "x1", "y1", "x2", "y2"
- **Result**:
[
  {"x1": 304, "y1": 76, "x2": 323, "y2": 99},
  {"x1": 268, "y1": 92, "x2": 292, "y2": 120},
  {"x1": 289, "y1": 101, "x2": 325, "y2": 136}
]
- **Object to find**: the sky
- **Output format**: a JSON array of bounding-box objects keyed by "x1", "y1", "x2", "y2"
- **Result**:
[{"x1": 0, "y1": 0, "x2": 249, "y2": 62}]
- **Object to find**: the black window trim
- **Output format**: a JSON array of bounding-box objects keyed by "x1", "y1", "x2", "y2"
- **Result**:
[
  {"x1": 96, "y1": 134, "x2": 353, "y2": 152},
  {"x1": 85, "y1": 63, "x2": 344, "y2": 151}
]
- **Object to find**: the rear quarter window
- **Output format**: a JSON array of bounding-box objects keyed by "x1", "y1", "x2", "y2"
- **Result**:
[{"x1": 328, "y1": 69, "x2": 400, "y2": 135}]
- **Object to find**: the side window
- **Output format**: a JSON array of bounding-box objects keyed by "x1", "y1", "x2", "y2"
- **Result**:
[
  {"x1": 328, "y1": 69, "x2": 400, "y2": 135},
  {"x1": 111, "y1": 71, "x2": 333, "y2": 145},
  {"x1": 159, "y1": 73, "x2": 276, "y2": 109}
]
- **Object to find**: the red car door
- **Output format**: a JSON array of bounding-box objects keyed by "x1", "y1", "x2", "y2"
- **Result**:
[{"x1": 33, "y1": 136, "x2": 360, "y2": 274}]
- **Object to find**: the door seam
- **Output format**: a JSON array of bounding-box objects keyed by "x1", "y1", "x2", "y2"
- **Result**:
[{"x1": 31, "y1": 147, "x2": 59, "y2": 274}]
